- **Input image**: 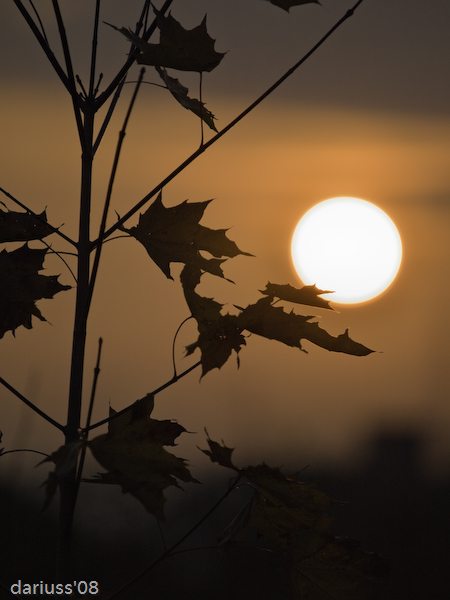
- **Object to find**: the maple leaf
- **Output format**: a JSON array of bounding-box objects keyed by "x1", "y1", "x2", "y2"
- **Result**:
[
  {"x1": 263, "y1": 0, "x2": 321, "y2": 11},
  {"x1": 202, "y1": 434, "x2": 389, "y2": 598},
  {"x1": 236, "y1": 296, "x2": 374, "y2": 356},
  {"x1": 260, "y1": 282, "x2": 335, "y2": 311},
  {"x1": 156, "y1": 67, "x2": 218, "y2": 132},
  {"x1": 0, "y1": 207, "x2": 54, "y2": 242},
  {"x1": 181, "y1": 264, "x2": 247, "y2": 377},
  {"x1": 107, "y1": 11, "x2": 225, "y2": 73},
  {"x1": 86, "y1": 395, "x2": 199, "y2": 520},
  {"x1": 121, "y1": 192, "x2": 252, "y2": 280},
  {"x1": 198, "y1": 428, "x2": 237, "y2": 470},
  {"x1": 0, "y1": 244, "x2": 71, "y2": 338}
]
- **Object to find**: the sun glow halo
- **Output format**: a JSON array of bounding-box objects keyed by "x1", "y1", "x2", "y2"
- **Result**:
[{"x1": 291, "y1": 197, "x2": 402, "y2": 304}]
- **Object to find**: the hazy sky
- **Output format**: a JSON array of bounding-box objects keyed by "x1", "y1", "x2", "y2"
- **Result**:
[{"x1": 1, "y1": 0, "x2": 450, "y2": 490}]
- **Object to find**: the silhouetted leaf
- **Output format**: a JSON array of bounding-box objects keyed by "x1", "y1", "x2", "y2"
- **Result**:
[
  {"x1": 263, "y1": 0, "x2": 321, "y2": 11},
  {"x1": 201, "y1": 434, "x2": 389, "y2": 598},
  {"x1": 242, "y1": 464, "x2": 332, "y2": 537},
  {"x1": 0, "y1": 244, "x2": 71, "y2": 338},
  {"x1": 0, "y1": 207, "x2": 54, "y2": 242},
  {"x1": 107, "y1": 10, "x2": 225, "y2": 72},
  {"x1": 87, "y1": 395, "x2": 199, "y2": 520},
  {"x1": 261, "y1": 282, "x2": 335, "y2": 311},
  {"x1": 181, "y1": 265, "x2": 247, "y2": 376},
  {"x1": 156, "y1": 66, "x2": 218, "y2": 131},
  {"x1": 199, "y1": 429, "x2": 237, "y2": 470},
  {"x1": 121, "y1": 192, "x2": 252, "y2": 280},
  {"x1": 236, "y1": 296, "x2": 374, "y2": 356}
]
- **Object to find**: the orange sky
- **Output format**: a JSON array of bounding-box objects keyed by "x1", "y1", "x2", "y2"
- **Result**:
[{"x1": 1, "y1": 0, "x2": 450, "y2": 488}]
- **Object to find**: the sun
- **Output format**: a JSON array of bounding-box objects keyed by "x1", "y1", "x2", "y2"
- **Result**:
[{"x1": 291, "y1": 197, "x2": 402, "y2": 304}]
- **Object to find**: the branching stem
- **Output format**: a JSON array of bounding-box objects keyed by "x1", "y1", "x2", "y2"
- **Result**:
[{"x1": 94, "y1": 0, "x2": 365, "y2": 244}]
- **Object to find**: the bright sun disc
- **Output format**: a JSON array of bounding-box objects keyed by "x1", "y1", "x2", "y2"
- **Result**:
[{"x1": 291, "y1": 197, "x2": 402, "y2": 304}]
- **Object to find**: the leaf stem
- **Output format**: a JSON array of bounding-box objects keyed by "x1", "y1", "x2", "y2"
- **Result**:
[
  {"x1": 94, "y1": 0, "x2": 366, "y2": 244},
  {"x1": 0, "y1": 375, "x2": 64, "y2": 432},
  {"x1": 171, "y1": 317, "x2": 194, "y2": 380}
]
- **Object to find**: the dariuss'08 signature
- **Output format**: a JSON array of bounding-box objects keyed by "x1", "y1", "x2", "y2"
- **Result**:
[{"x1": 10, "y1": 580, "x2": 99, "y2": 595}]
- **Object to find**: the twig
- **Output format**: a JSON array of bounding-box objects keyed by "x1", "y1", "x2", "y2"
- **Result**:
[
  {"x1": 75, "y1": 338, "x2": 103, "y2": 492},
  {"x1": 87, "y1": 68, "x2": 146, "y2": 315},
  {"x1": 85, "y1": 359, "x2": 201, "y2": 433},
  {"x1": 0, "y1": 375, "x2": 64, "y2": 432},
  {"x1": 94, "y1": 0, "x2": 366, "y2": 245},
  {"x1": 28, "y1": 0, "x2": 49, "y2": 44},
  {"x1": 89, "y1": 0, "x2": 102, "y2": 98},
  {"x1": 76, "y1": 74, "x2": 88, "y2": 100},
  {"x1": 0, "y1": 448, "x2": 49, "y2": 458},
  {"x1": 92, "y1": 76, "x2": 126, "y2": 155},
  {"x1": 0, "y1": 187, "x2": 77, "y2": 247},
  {"x1": 51, "y1": 0, "x2": 85, "y2": 145},
  {"x1": 199, "y1": 72, "x2": 204, "y2": 147},
  {"x1": 105, "y1": 474, "x2": 242, "y2": 599}
]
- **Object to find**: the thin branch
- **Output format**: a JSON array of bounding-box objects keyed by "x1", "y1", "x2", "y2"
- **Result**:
[
  {"x1": 51, "y1": 0, "x2": 85, "y2": 145},
  {"x1": 95, "y1": 0, "x2": 174, "y2": 110},
  {"x1": 89, "y1": 0, "x2": 102, "y2": 98},
  {"x1": 28, "y1": 0, "x2": 49, "y2": 44},
  {"x1": 87, "y1": 68, "x2": 146, "y2": 315},
  {"x1": 0, "y1": 448, "x2": 49, "y2": 458},
  {"x1": 93, "y1": 72, "x2": 104, "y2": 98},
  {"x1": 76, "y1": 74, "x2": 88, "y2": 100},
  {"x1": 0, "y1": 188, "x2": 76, "y2": 248},
  {"x1": 0, "y1": 375, "x2": 65, "y2": 432},
  {"x1": 105, "y1": 474, "x2": 242, "y2": 599},
  {"x1": 94, "y1": 0, "x2": 365, "y2": 245},
  {"x1": 199, "y1": 72, "x2": 204, "y2": 148},
  {"x1": 76, "y1": 338, "x2": 103, "y2": 491},
  {"x1": 12, "y1": 0, "x2": 70, "y2": 92},
  {"x1": 92, "y1": 75, "x2": 126, "y2": 155},
  {"x1": 85, "y1": 359, "x2": 201, "y2": 433}
]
